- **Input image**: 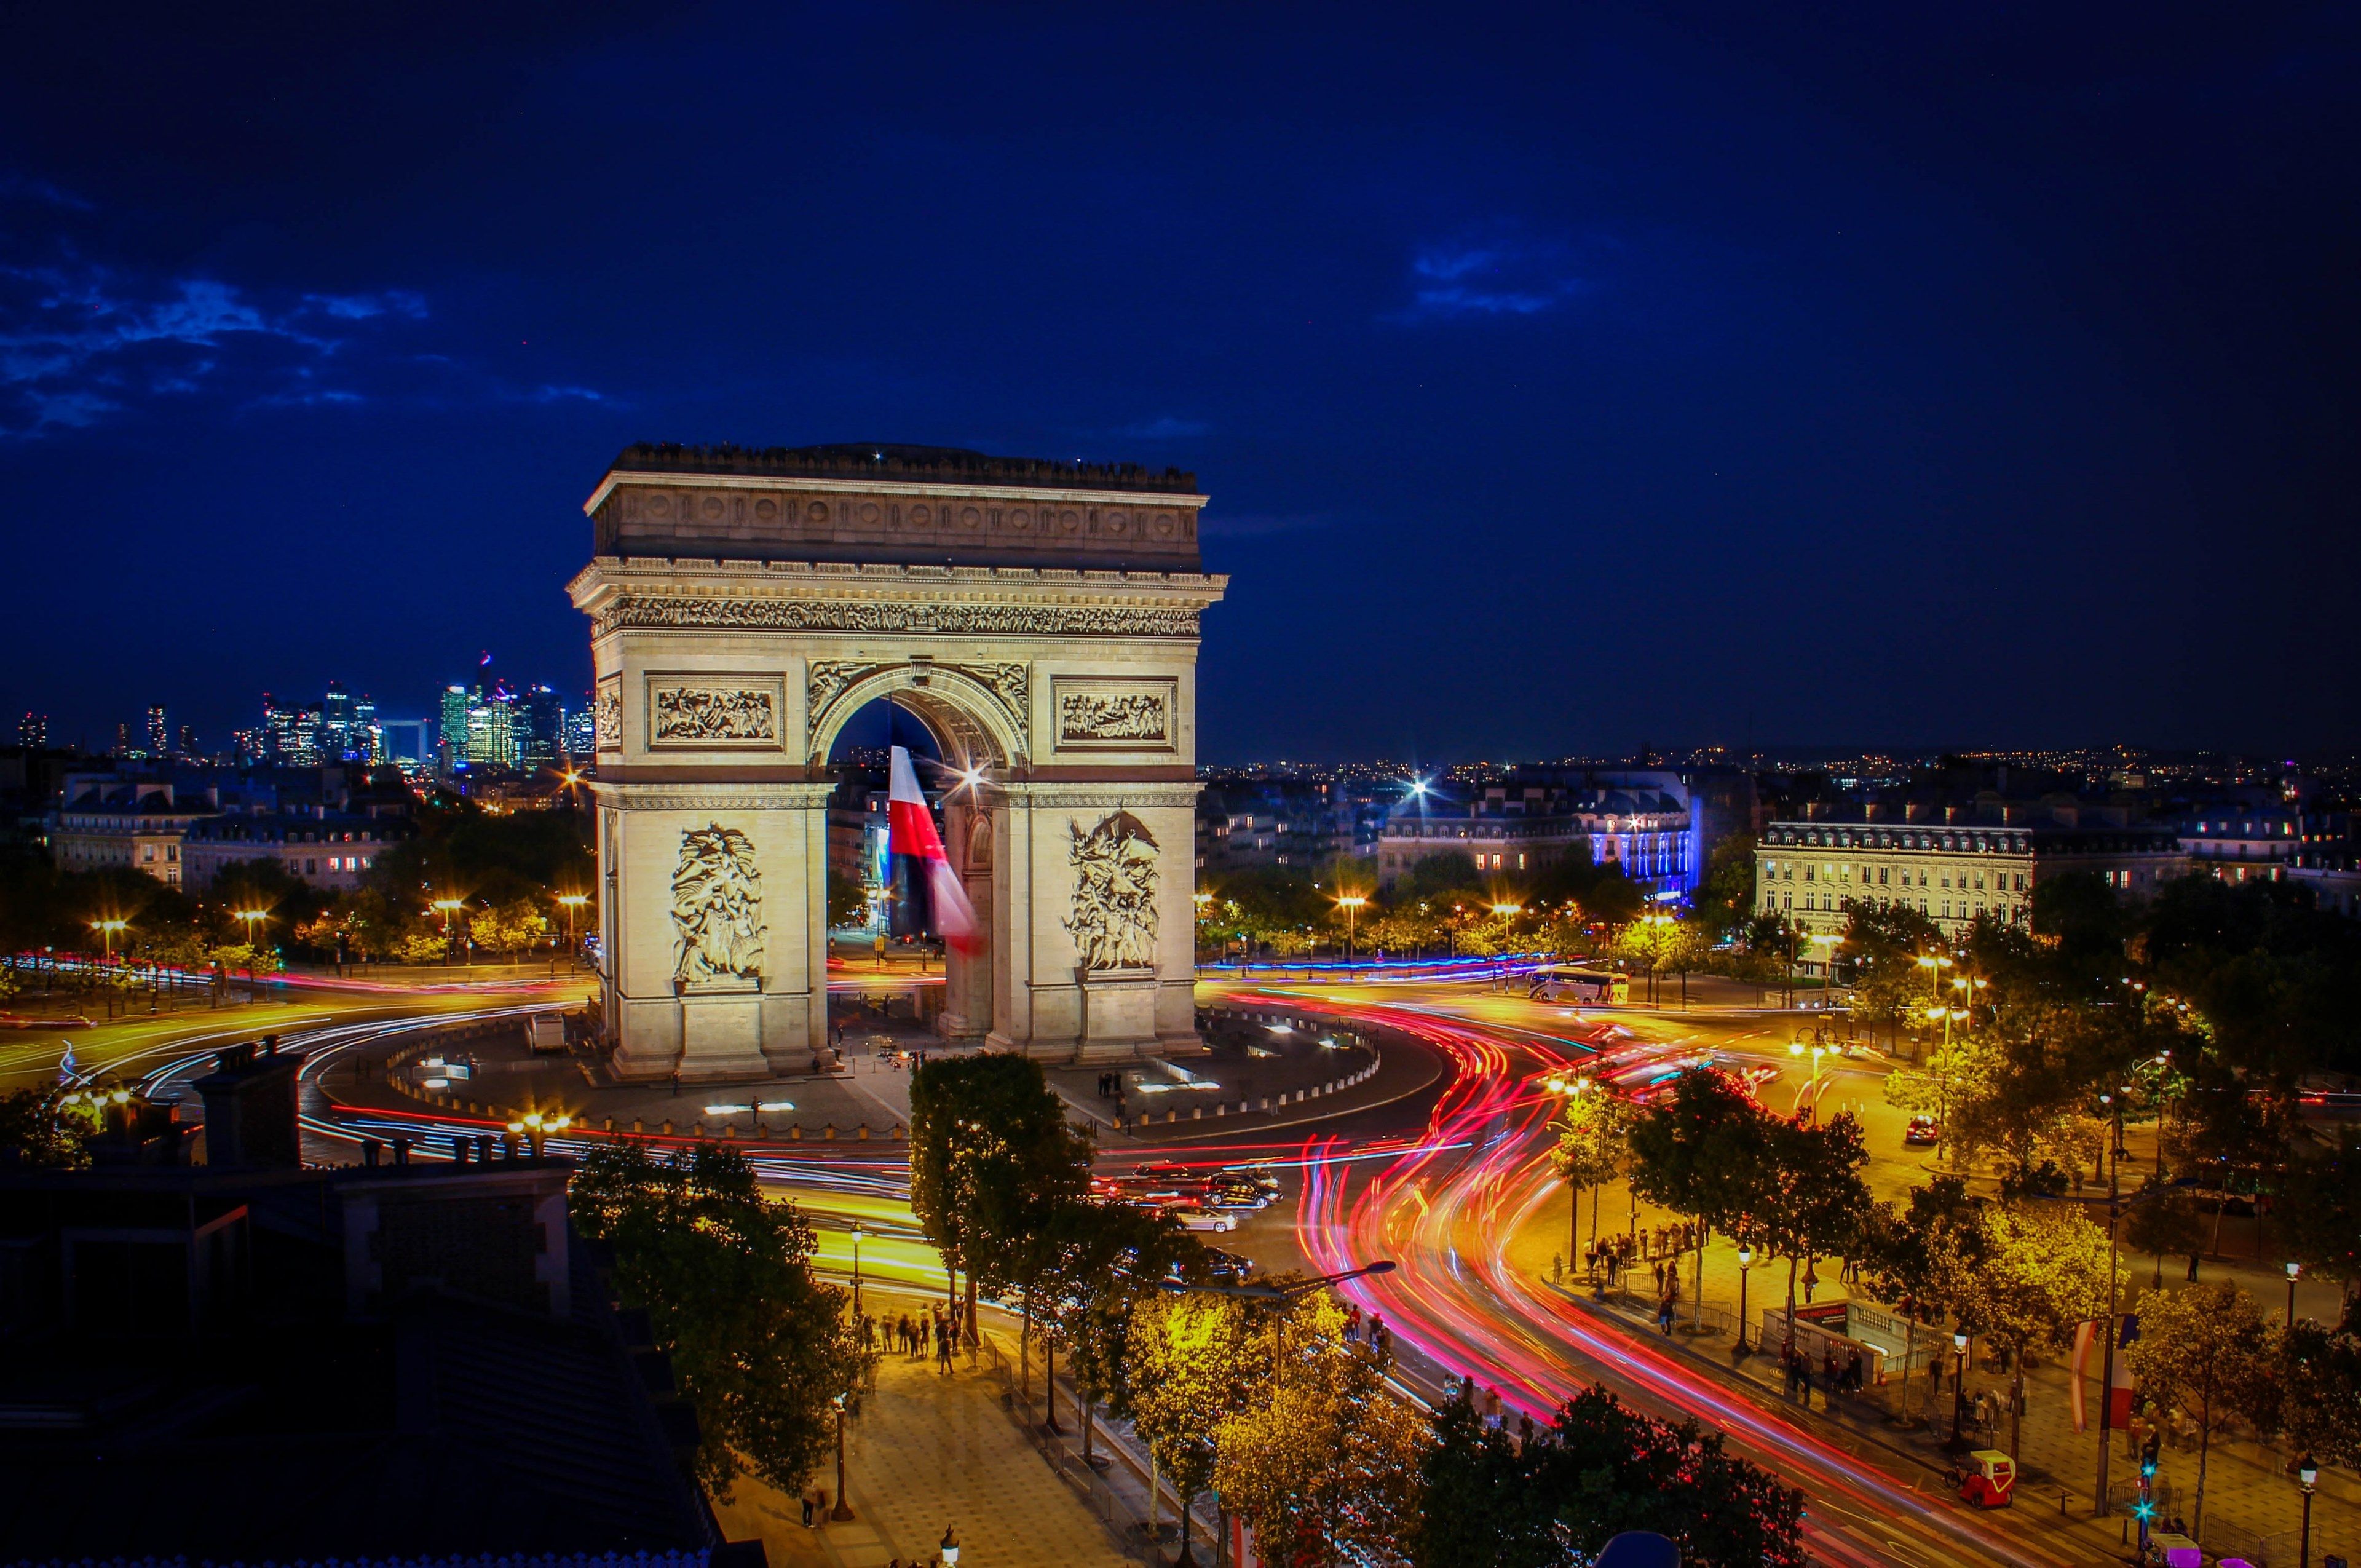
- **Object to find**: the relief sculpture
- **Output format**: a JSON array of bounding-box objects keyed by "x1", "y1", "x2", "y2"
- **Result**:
[
  {"x1": 593, "y1": 684, "x2": 623, "y2": 748},
  {"x1": 652, "y1": 686, "x2": 775, "y2": 742},
  {"x1": 1059, "y1": 690, "x2": 1168, "y2": 742},
  {"x1": 671, "y1": 823, "x2": 766, "y2": 983},
  {"x1": 1063, "y1": 812, "x2": 1160, "y2": 970}
]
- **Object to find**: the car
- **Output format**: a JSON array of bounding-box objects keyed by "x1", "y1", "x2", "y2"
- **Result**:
[
  {"x1": 1904, "y1": 1115, "x2": 1940, "y2": 1147},
  {"x1": 1133, "y1": 1161, "x2": 1193, "y2": 1181},
  {"x1": 1207, "y1": 1179, "x2": 1271, "y2": 1210},
  {"x1": 1171, "y1": 1205, "x2": 1239, "y2": 1233},
  {"x1": 1201, "y1": 1248, "x2": 1256, "y2": 1281},
  {"x1": 1220, "y1": 1164, "x2": 1284, "y2": 1194}
]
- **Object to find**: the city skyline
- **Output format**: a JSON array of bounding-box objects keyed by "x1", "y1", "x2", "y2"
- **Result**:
[{"x1": 3, "y1": 6, "x2": 2357, "y2": 759}]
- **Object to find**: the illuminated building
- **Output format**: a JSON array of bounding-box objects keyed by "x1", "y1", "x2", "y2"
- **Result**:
[
  {"x1": 1757, "y1": 801, "x2": 2187, "y2": 944},
  {"x1": 146, "y1": 705, "x2": 168, "y2": 759},
  {"x1": 18, "y1": 711, "x2": 45, "y2": 748}
]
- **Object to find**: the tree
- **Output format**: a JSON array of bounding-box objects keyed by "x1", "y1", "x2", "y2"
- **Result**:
[
  {"x1": 1551, "y1": 1086, "x2": 1631, "y2": 1258},
  {"x1": 1857, "y1": 1176, "x2": 1980, "y2": 1423},
  {"x1": 571, "y1": 1142, "x2": 866, "y2": 1498},
  {"x1": 2279, "y1": 1128, "x2": 2361, "y2": 1294},
  {"x1": 825, "y1": 867, "x2": 869, "y2": 929},
  {"x1": 470, "y1": 897, "x2": 549, "y2": 957},
  {"x1": 1412, "y1": 1386, "x2": 1806, "y2": 1568},
  {"x1": 1035, "y1": 1200, "x2": 1201, "y2": 1466},
  {"x1": 1690, "y1": 833, "x2": 1758, "y2": 942},
  {"x1": 1750, "y1": 1112, "x2": 1875, "y2": 1332},
  {"x1": 1126, "y1": 1288, "x2": 1267, "y2": 1565},
  {"x1": 1410, "y1": 1392, "x2": 1562, "y2": 1568},
  {"x1": 1211, "y1": 1289, "x2": 1430, "y2": 1564},
  {"x1": 0, "y1": 1087, "x2": 91, "y2": 1168},
  {"x1": 1936, "y1": 1200, "x2": 2113, "y2": 1461},
  {"x1": 1628, "y1": 1069, "x2": 1773, "y2": 1251},
  {"x1": 2125, "y1": 1280, "x2": 2279, "y2": 1537},
  {"x1": 2276, "y1": 1307, "x2": 2361, "y2": 1473},
  {"x1": 2124, "y1": 1177, "x2": 2209, "y2": 1287},
  {"x1": 908, "y1": 1051, "x2": 1090, "y2": 1340}
]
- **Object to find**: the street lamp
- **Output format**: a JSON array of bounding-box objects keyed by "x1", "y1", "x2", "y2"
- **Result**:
[
  {"x1": 1337, "y1": 893, "x2": 1367, "y2": 967},
  {"x1": 2286, "y1": 1261, "x2": 2303, "y2": 1327},
  {"x1": 1735, "y1": 1245, "x2": 1755, "y2": 1355},
  {"x1": 89, "y1": 917, "x2": 128, "y2": 961},
  {"x1": 1950, "y1": 1330, "x2": 1971, "y2": 1446},
  {"x1": 829, "y1": 1392, "x2": 855, "y2": 1521},
  {"x1": 555, "y1": 892, "x2": 587, "y2": 953},
  {"x1": 432, "y1": 898, "x2": 464, "y2": 964},
  {"x1": 1788, "y1": 1040, "x2": 1829, "y2": 1120},
  {"x1": 2297, "y1": 1452, "x2": 2317, "y2": 1568},
  {"x1": 850, "y1": 1219, "x2": 864, "y2": 1315}
]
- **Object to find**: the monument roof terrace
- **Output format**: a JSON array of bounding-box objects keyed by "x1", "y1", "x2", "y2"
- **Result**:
[{"x1": 609, "y1": 441, "x2": 1197, "y2": 494}]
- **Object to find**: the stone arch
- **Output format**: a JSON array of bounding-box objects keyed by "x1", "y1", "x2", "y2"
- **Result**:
[{"x1": 804, "y1": 662, "x2": 1028, "y2": 772}]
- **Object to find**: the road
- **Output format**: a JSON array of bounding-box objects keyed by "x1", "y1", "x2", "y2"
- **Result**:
[
  {"x1": 7, "y1": 964, "x2": 2090, "y2": 1565},
  {"x1": 1140, "y1": 975, "x2": 2101, "y2": 1568}
]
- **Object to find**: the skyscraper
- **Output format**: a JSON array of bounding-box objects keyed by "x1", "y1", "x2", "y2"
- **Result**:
[
  {"x1": 177, "y1": 723, "x2": 198, "y2": 758},
  {"x1": 320, "y1": 681, "x2": 355, "y2": 760},
  {"x1": 261, "y1": 694, "x2": 322, "y2": 766},
  {"x1": 18, "y1": 712, "x2": 46, "y2": 748},
  {"x1": 517, "y1": 684, "x2": 566, "y2": 766},
  {"x1": 352, "y1": 692, "x2": 381, "y2": 764},
  {"x1": 438, "y1": 685, "x2": 470, "y2": 774},
  {"x1": 146, "y1": 705, "x2": 168, "y2": 759}
]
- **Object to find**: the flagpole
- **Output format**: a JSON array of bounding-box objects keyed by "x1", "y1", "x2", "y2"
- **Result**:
[{"x1": 2096, "y1": 1104, "x2": 2122, "y2": 1518}]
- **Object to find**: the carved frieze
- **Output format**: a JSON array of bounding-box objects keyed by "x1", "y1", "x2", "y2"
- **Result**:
[
  {"x1": 1051, "y1": 677, "x2": 1179, "y2": 753},
  {"x1": 595, "y1": 595, "x2": 1200, "y2": 641},
  {"x1": 671, "y1": 822, "x2": 766, "y2": 984},
  {"x1": 644, "y1": 675, "x2": 785, "y2": 751},
  {"x1": 1063, "y1": 812, "x2": 1161, "y2": 971},
  {"x1": 593, "y1": 678, "x2": 623, "y2": 750}
]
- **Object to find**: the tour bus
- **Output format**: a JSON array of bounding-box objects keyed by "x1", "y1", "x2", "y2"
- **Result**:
[{"x1": 1527, "y1": 967, "x2": 1631, "y2": 1005}]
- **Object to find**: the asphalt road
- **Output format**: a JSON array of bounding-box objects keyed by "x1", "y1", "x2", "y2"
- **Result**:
[{"x1": 1123, "y1": 976, "x2": 2100, "y2": 1568}]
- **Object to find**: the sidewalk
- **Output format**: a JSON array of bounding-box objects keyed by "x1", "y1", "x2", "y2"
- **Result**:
[
  {"x1": 710, "y1": 1291, "x2": 1132, "y2": 1567},
  {"x1": 1512, "y1": 1176, "x2": 2358, "y2": 1566}
]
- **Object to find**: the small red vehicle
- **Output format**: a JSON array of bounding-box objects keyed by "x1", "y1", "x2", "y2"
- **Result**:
[{"x1": 1956, "y1": 1450, "x2": 2015, "y2": 1508}]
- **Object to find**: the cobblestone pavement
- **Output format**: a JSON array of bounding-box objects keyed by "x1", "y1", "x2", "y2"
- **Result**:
[
  {"x1": 711, "y1": 1291, "x2": 1131, "y2": 1568},
  {"x1": 1516, "y1": 1171, "x2": 2357, "y2": 1567}
]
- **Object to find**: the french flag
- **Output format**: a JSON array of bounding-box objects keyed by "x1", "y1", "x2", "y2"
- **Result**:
[{"x1": 889, "y1": 746, "x2": 978, "y2": 950}]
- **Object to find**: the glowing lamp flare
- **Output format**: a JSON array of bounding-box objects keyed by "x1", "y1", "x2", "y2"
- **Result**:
[{"x1": 888, "y1": 745, "x2": 977, "y2": 950}]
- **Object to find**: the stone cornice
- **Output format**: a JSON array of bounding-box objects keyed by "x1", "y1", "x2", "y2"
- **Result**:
[
  {"x1": 999, "y1": 783, "x2": 1203, "y2": 809},
  {"x1": 585, "y1": 469, "x2": 1210, "y2": 516},
  {"x1": 587, "y1": 780, "x2": 836, "y2": 810},
  {"x1": 567, "y1": 555, "x2": 1227, "y2": 603}
]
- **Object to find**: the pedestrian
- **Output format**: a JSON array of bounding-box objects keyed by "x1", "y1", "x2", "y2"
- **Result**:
[
  {"x1": 1797, "y1": 1361, "x2": 1814, "y2": 1411},
  {"x1": 1802, "y1": 1260, "x2": 1818, "y2": 1305},
  {"x1": 1552, "y1": 1252, "x2": 1564, "y2": 1286},
  {"x1": 1846, "y1": 1347, "x2": 1864, "y2": 1394},
  {"x1": 936, "y1": 1319, "x2": 954, "y2": 1371},
  {"x1": 1518, "y1": 1411, "x2": 1535, "y2": 1449},
  {"x1": 1657, "y1": 1294, "x2": 1675, "y2": 1336},
  {"x1": 1822, "y1": 1343, "x2": 1838, "y2": 1388},
  {"x1": 801, "y1": 1492, "x2": 817, "y2": 1528},
  {"x1": 1482, "y1": 1387, "x2": 1502, "y2": 1429},
  {"x1": 670, "y1": 1066, "x2": 681, "y2": 1098}
]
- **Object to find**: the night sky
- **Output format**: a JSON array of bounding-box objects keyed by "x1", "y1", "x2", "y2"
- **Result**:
[{"x1": 3, "y1": 4, "x2": 2355, "y2": 761}]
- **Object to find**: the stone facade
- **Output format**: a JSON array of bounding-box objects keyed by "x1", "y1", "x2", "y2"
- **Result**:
[{"x1": 571, "y1": 445, "x2": 1225, "y2": 1082}]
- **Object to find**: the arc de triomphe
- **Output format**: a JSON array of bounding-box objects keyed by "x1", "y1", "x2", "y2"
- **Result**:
[{"x1": 567, "y1": 443, "x2": 1225, "y2": 1083}]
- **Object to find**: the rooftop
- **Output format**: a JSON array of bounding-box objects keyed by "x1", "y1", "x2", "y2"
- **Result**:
[{"x1": 611, "y1": 440, "x2": 1198, "y2": 494}]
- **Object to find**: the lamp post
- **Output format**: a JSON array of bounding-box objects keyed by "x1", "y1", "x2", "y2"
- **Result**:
[
  {"x1": 1337, "y1": 893, "x2": 1367, "y2": 968},
  {"x1": 1787, "y1": 1040, "x2": 1829, "y2": 1120},
  {"x1": 432, "y1": 898, "x2": 464, "y2": 965},
  {"x1": 89, "y1": 917, "x2": 127, "y2": 960},
  {"x1": 1949, "y1": 1330, "x2": 1969, "y2": 1447},
  {"x1": 829, "y1": 1392, "x2": 855, "y2": 1521},
  {"x1": 2297, "y1": 1452, "x2": 2317, "y2": 1568},
  {"x1": 1735, "y1": 1246, "x2": 1755, "y2": 1355},
  {"x1": 235, "y1": 908, "x2": 270, "y2": 1001},
  {"x1": 556, "y1": 893, "x2": 587, "y2": 960},
  {"x1": 2285, "y1": 1261, "x2": 2303, "y2": 1327},
  {"x1": 850, "y1": 1220, "x2": 864, "y2": 1316}
]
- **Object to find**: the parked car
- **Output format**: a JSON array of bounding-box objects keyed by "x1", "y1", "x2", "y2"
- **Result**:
[{"x1": 1904, "y1": 1115, "x2": 1940, "y2": 1147}]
